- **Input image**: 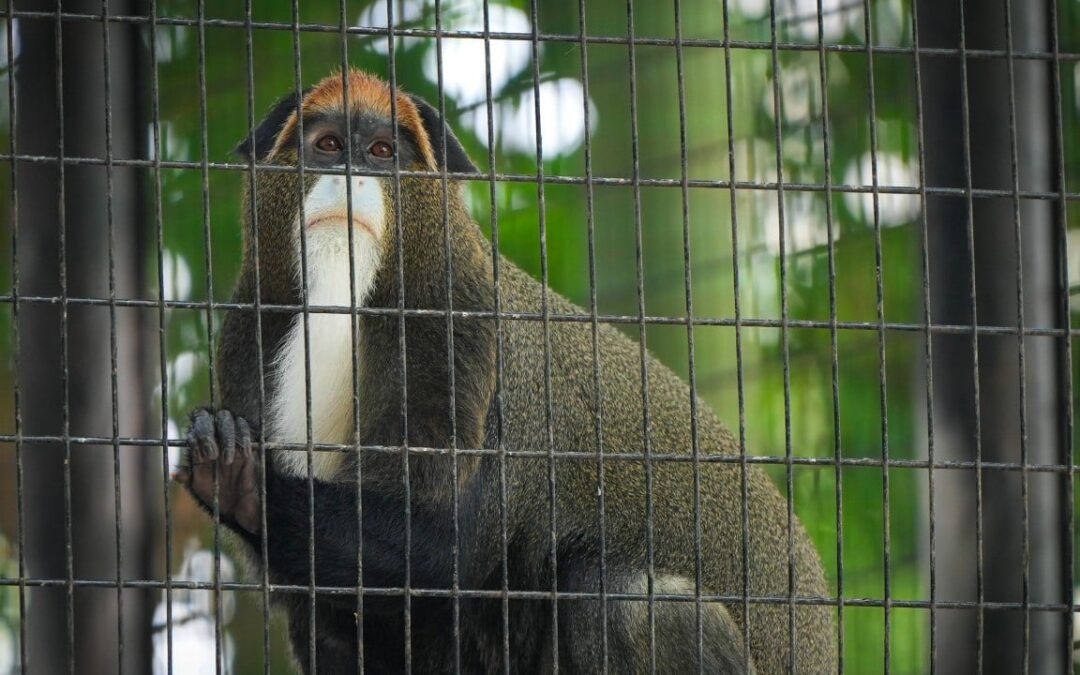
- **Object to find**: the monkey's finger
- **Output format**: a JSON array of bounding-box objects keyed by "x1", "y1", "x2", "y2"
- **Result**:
[
  {"x1": 188, "y1": 409, "x2": 218, "y2": 462},
  {"x1": 174, "y1": 467, "x2": 191, "y2": 485},
  {"x1": 173, "y1": 466, "x2": 195, "y2": 486},
  {"x1": 236, "y1": 416, "x2": 253, "y2": 459},
  {"x1": 216, "y1": 409, "x2": 237, "y2": 465},
  {"x1": 183, "y1": 429, "x2": 198, "y2": 464}
]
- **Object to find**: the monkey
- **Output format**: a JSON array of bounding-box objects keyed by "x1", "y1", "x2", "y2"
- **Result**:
[{"x1": 176, "y1": 68, "x2": 836, "y2": 674}]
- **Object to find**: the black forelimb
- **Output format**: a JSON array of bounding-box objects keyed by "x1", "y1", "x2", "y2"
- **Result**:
[
  {"x1": 261, "y1": 455, "x2": 456, "y2": 607},
  {"x1": 181, "y1": 408, "x2": 457, "y2": 614}
]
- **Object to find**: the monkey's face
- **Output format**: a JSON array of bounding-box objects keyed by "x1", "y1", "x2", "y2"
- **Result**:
[
  {"x1": 277, "y1": 109, "x2": 429, "y2": 311},
  {"x1": 237, "y1": 69, "x2": 477, "y2": 307},
  {"x1": 237, "y1": 70, "x2": 439, "y2": 306},
  {"x1": 290, "y1": 103, "x2": 436, "y2": 251}
]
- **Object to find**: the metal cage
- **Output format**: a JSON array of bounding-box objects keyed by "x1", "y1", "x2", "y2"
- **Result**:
[{"x1": 0, "y1": 0, "x2": 1076, "y2": 673}]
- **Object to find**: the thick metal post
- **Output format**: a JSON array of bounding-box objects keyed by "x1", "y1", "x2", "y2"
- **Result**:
[{"x1": 917, "y1": 0, "x2": 1065, "y2": 672}]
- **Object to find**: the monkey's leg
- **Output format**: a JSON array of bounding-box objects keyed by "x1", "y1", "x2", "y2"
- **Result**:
[
  {"x1": 556, "y1": 567, "x2": 755, "y2": 675},
  {"x1": 282, "y1": 595, "x2": 365, "y2": 675},
  {"x1": 263, "y1": 473, "x2": 459, "y2": 671}
]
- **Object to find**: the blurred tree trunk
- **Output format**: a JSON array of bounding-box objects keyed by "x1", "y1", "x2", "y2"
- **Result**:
[
  {"x1": 917, "y1": 0, "x2": 1065, "y2": 672},
  {"x1": 15, "y1": 2, "x2": 158, "y2": 673}
]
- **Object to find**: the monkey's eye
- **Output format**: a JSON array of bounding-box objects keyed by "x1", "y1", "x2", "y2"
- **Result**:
[
  {"x1": 314, "y1": 134, "x2": 344, "y2": 153},
  {"x1": 369, "y1": 140, "x2": 395, "y2": 159}
]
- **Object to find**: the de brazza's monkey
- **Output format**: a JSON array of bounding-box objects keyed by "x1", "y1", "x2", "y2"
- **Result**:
[{"x1": 178, "y1": 69, "x2": 835, "y2": 674}]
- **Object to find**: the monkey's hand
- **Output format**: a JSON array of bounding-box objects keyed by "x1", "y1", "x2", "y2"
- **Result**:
[{"x1": 177, "y1": 407, "x2": 261, "y2": 539}]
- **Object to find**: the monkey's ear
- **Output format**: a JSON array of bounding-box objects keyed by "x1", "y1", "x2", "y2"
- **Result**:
[
  {"x1": 234, "y1": 88, "x2": 310, "y2": 161},
  {"x1": 407, "y1": 94, "x2": 478, "y2": 174}
]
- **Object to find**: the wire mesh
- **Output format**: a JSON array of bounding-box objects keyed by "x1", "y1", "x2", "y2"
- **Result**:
[{"x1": 0, "y1": 0, "x2": 1076, "y2": 674}]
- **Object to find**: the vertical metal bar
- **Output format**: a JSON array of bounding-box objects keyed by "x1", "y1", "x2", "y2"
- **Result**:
[
  {"x1": 719, "y1": 1, "x2": 752, "y2": 671},
  {"x1": 427, "y1": 5, "x2": 463, "y2": 670},
  {"x1": 953, "y1": 3, "x2": 985, "y2": 668},
  {"x1": 4, "y1": 0, "x2": 26, "y2": 670},
  {"x1": 283, "y1": 0, "x2": 317, "y2": 670},
  {"x1": 764, "y1": 1, "x2": 795, "y2": 669},
  {"x1": 331, "y1": 7, "x2": 363, "y2": 675},
  {"x1": 668, "y1": 0, "x2": 704, "y2": 670},
  {"x1": 812, "y1": 1, "x2": 845, "y2": 670},
  {"x1": 240, "y1": 0, "x2": 271, "y2": 671},
  {"x1": 100, "y1": 1, "x2": 125, "y2": 671},
  {"x1": 192, "y1": 3, "x2": 224, "y2": 671},
  {"x1": 999, "y1": 3, "x2": 1031, "y2": 671},
  {"x1": 574, "y1": 0, "x2": 608, "y2": 671},
  {"x1": 380, "y1": 1, "x2": 411, "y2": 667},
  {"x1": 1047, "y1": 1, "x2": 1075, "y2": 671},
  {"x1": 622, "y1": 0, "x2": 656, "y2": 670},
  {"x1": 476, "y1": 2, "x2": 511, "y2": 670},
  {"x1": 907, "y1": 2, "x2": 937, "y2": 671},
  {"x1": 523, "y1": 0, "x2": 557, "y2": 669},
  {"x1": 146, "y1": 1, "x2": 175, "y2": 672},
  {"x1": 51, "y1": 5, "x2": 77, "y2": 672},
  {"x1": 856, "y1": 2, "x2": 891, "y2": 671}
]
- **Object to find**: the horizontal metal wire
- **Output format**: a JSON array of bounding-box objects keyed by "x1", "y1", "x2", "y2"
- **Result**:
[
  {"x1": 0, "y1": 576, "x2": 1073, "y2": 614},
  {"x1": 3, "y1": 8, "x2": 1080, "y2": 62},
  {"x1": 0, "y1": 294, "x2": 1074, "y2": 337},
  {"x1": 0, "y1": 433, "x2": 1073, "y2": 475},
  {"x1": 4, "y1": 151, "x2": 1079, "y2": 202}
]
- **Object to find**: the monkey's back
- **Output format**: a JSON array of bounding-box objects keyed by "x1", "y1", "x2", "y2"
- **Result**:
[{"x1": 492, "y1": 260, "x2": 836, "y2": 673}]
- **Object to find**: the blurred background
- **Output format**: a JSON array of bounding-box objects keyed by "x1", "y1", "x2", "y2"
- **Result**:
[{"x1": 0, "y1": 0, "x2": 1078, "y2": 672}]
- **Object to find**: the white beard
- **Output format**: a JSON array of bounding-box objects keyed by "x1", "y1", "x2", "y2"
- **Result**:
[{"x1": 267, "y1": 172, "x2": 385, "y2": 479}]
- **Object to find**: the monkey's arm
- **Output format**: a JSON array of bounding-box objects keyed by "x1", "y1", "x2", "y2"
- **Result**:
[
  {"x1": 261, "y1": 460, "x2": 454, "y2": 602},
  {"x1": 180, "y1": 413, "x2": 453, "y2": 611}
]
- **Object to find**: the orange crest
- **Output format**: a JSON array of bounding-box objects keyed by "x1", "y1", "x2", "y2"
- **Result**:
[{"x1": 268, "y1": 69, "x2": 436, "y2": 170}]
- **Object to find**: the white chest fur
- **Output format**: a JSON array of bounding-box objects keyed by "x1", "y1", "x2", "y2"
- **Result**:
[{"x1": 267, "y1": 173, "x2": 385, "y2": 479}]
